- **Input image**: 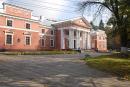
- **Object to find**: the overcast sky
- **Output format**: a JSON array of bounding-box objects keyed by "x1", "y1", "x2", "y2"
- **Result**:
[{"x1": 0, "y1": 0, "x2": 111, "y2": 25}]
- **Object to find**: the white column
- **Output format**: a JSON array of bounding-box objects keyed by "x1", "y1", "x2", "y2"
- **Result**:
[
  {"x1": 69, "y1": 29, "x2": 74, "y2": 49},
  {"x1": 82, "y1": 32, "x2": 86, "y2": 49},
  {"x1": 85, "y1": 32, "x2": 87, "y2": 49},
  {"x1": 87, "y1": 32, "x2": 91, "y2": 49},
  {"x1": 76, "y1": 30, "x2": 80, "y2": 49},
  {"x1": 84, "y1": 32, "x2": 87, "y2": 49},
  {"x1": 61, "y1": 29, "x2": 65, "y2": 49}
]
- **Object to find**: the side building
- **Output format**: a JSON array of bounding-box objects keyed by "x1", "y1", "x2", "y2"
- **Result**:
[{"x1": 90, "y1": 30, "x2": 107, "y2": 52}]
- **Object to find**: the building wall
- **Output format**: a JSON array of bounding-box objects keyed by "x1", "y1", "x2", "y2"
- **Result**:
[
  {"x1": 0, "y1": 3, "x2": 42, "y2": 51},
  {"x1": 4, "y1": 4, "x2": 31, "y2": 19},
  {"x1": 39, "y1": 27, "x2": 56, "y2": 50},
  {"x1": 91, "y1": 30, "x2": 107, "y2": 52},
  {"x1": 0, "y1": 28, "x2": 40, "y2": 51},
  {"x1": 55, "y1": 30, "x2": 61, "y2": 50},
  {"x1": 96, "y1": 36, "x2": 107, "y2": 51}
]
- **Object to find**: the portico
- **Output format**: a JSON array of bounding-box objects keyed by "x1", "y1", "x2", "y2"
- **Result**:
[
  {"x1": 52, "y1": 17, "x2": 92, "y2": 50},
  {"x1": 60, "y1": 27, "x2": 91, "y2": 50}
]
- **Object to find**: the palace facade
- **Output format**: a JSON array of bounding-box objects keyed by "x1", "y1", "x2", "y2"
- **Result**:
[{"x1": 0, "y1": 3, "x2": 107, "y2": 51}]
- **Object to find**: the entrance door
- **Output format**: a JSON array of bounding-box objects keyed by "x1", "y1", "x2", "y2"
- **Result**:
[{"x1": 74, "y1": 40, "x2": 76, "y2": 49}]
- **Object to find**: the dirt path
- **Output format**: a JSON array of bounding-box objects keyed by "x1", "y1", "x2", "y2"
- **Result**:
[{"x1": 0, "y1": 54, "x2": 129, "y2": 87}]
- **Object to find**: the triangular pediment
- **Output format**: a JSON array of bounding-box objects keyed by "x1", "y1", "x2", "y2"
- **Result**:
[
  {"x1": 72, "y1": 18, "x2": 91, "y2": 28},
  {"x1": 52, "y1": 17, "x2": 91, "y2": 29}
]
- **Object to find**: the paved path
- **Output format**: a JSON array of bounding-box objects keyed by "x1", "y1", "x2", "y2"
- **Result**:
[{"x1": 0, "y1": 53, "x2": 129, "y2": 87}]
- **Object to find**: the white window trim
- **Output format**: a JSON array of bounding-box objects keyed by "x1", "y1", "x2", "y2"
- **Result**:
[
  {"x1": 25, "y1": 35, "x2": 31, "y2": 46},
  {"x1": 6, "y1": 18, "x2": 13, "y2": 27},
  {"x1": 50, "y1": 38, "x2": 54, "y2": 47},
  {"x1": 25, "y1": 22, "x2": 31, "y2": 29},
  {"x1": 5, "y1": 33, "x2": 14, "y2": 45}
]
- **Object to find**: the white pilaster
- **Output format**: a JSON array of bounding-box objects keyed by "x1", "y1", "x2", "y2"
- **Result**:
[
  {"x1": 76, "y1": 30, "x2": 80, "y2": 49},
  {"x1": 82, "y1": 32, "x2": 86, "y2": 49},
  {"x1": 61, "y1": 29, "x2": 65, "y2": 49},
  {"x1": 69, "y1": 29, "x2": 74, "y2": 49},
  {"x1": 87, "y1": 32, "x2": 91, "y2": 49}
]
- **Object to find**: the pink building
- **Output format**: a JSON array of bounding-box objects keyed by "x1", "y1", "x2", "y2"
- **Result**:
[
  {"x1": 91, "y1": 30, "x2": 107, "y2": 52},
  {"x1": 0, "y1": 3, "x2": 107, "y2": 51}
]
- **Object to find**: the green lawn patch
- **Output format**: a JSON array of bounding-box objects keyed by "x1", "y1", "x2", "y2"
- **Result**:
[
  {"x1": 84, "y1": 54, "x2": 130, "y2": 80},
  {"x1": 3, "y1": 50, "x2": 78, "y2": 55}
]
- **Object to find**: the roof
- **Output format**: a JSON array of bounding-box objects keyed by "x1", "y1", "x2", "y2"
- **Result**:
[
  {"x1": 51, "y1": 16, "x2": 92, "y2": 28},
  {"x1": 90, "y1": 29, "x2": 106, "y2": 36},
  {"x1": 41, "y1": 19, "x2": 57, "y2": 27},
  {"x1": 3, "y1": 3, "x2": 32, "y2": 11}
]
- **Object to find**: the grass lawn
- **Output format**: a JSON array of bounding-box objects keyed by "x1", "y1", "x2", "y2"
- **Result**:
[
  {"x1": 84, "y1": 54, "x2": 130, "y2": 80},
  {"x1": 2, "y1": 50, "x2": 78, "y2": 55}
]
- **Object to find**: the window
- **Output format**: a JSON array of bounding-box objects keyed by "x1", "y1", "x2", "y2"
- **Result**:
[
  {"x1": 26, "y1": 23, "x2": 30, "y2": 29},
  {"x1": 65, "y1": 30, "x2": 69, "y2": 35},
  {"x1": 41, "y1": 38, "x2": 45, "y2": 47},
  {"x1": 80, "y1": 32, "x2": 82, "y2": 37},
  {"x1": 99, "y1": 36, "x2": 101, "y2": 40},
  {"x1": 50, "y1": 39, "x2": 54, "y2": 47},
  {"x1": 103, "y1": 37, "x2": 106, "y2": 40},
  {"x1": 103, "y1": 44, "x2": 105, "y2": 48},
  {"x1": 50, "y1": 30, "x2": 54, "y2": 35},
  {"x1": 6, "y1": 35, "x2": 13, "y2": 45},
  {"x1": 42, "y1": 29, "x2": 45, "y2": 33},
  {"x1": 25, "y1": 36, "x2": 31, "y2": 45},
  {"x1": 7, "y1": 19, "x2": 12, "y2": 27},
  {"x1": 74, "y1": 31, "x2": 76, "y2": 36}
]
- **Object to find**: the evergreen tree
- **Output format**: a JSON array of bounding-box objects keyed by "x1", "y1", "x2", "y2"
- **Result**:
[
  {"x1": 99, "y1": 20, "x2": 104, "y2": 30},
  {"x1": 90, "y1": 21, "x2": 98, "y2": 30}
]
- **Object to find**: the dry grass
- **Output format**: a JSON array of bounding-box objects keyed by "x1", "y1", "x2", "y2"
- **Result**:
[{"x1": 84, "y1": 54, "x2": 130, "y2": 80}]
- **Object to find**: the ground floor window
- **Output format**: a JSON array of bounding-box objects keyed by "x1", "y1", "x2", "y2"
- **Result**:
[
  {"x1": 50, "y1": 39, "x2": 54, "y2": 47},
  {"x1": 41, "y1": 38, "x2": 45, "y2": 47},
  {"x1": 25, "y1": 36, "x2": 31, "y2": 45},
  {"x1": 6, "y1": 34, "x2": 13, "y2": 45}
]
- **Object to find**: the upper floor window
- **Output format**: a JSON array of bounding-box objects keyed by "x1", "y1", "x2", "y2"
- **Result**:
[
  {"x1": 80, "y1": 32, "x2": 82, "y2": 37},
  {"x1": 26, "y1": 23, "x2": 31, "y2": 29},
  {"x1": 25, "y1": 36, "x2": 31, "y2": 45},
  {"x1": 74, "y1": 31, "x2": 76, "y2": 36},
  {"x1": 103, "y1": 37, "x2": 106, "y2": 40},
  {"x1": 42, "y1": 29, "x2": 45, "y2": 33},
  {"x1": 51, "y1": 30, "x2": 54, "y2": 35},
  {"x1": 99, "y1": 36, "x2": 101, "y2": 40},
  {"x1": 65, "y1": 30, "x2": 69, "y2": 35},
  {"x1": 6, "y1": 34, "x2": 13, "y2": 45},
  {"x1": 7, "y1": 19, "x2": 13, "y2": 27},
  {"x1": 50, "y1": 38, "x2": 54, "y2": 47}
]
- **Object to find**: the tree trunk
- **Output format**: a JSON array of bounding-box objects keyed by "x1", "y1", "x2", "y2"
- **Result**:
[{"x1": 120, "y1": 27, "x2": 128, "y2": 54}]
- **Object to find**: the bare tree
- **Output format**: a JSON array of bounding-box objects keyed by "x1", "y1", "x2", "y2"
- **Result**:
[{"x1": 79, "y1": 0, "x2": 130, "y2": 54}]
